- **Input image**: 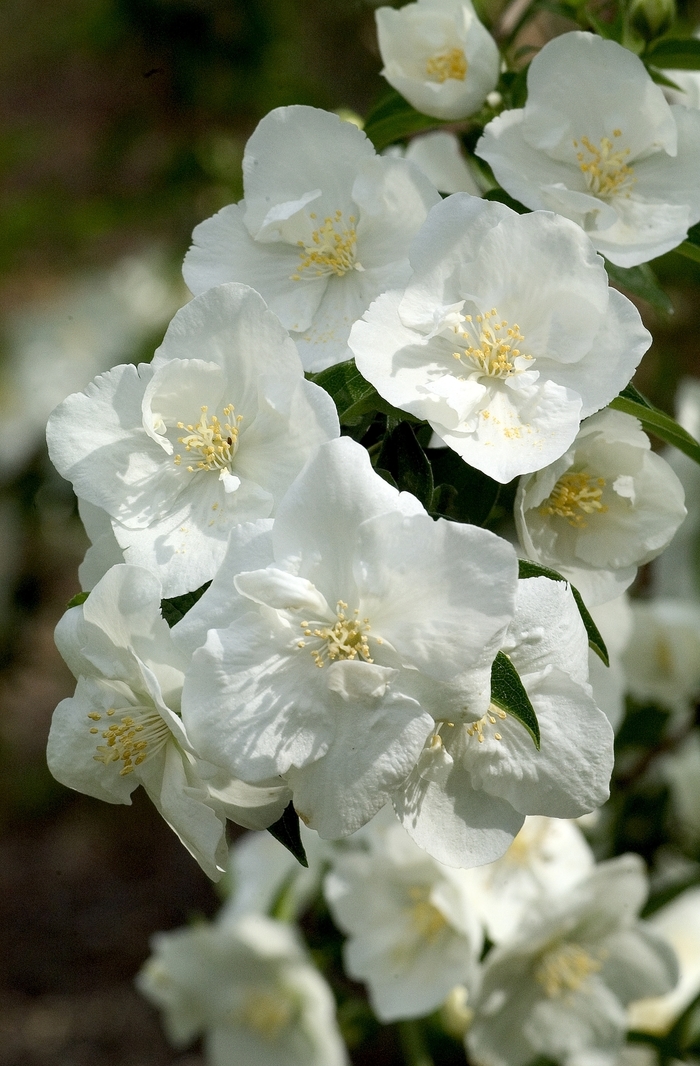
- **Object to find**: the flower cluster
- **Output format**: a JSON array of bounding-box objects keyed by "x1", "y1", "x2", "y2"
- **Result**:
[{"x1": 43, "y1": 5, "x2": 700, "y2": 1064}]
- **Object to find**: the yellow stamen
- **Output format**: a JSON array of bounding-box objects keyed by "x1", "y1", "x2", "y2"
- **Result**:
[
  {"x1": 407, "y1": 886, "x2": 448, "y2": 941},
  {"x1": 291, "y1": 212, "x2": 359, "y2": 280},
  {"x1": 453, "y1": 308, "x2": 532, "y2": 379},
  {"x1": 426, "y1": 47, "x2": 468, "y2": 83},
  {"x1": 174, "y1": 403, "x2": 241, "y2": 475},
  {"x1": 535, "y1": 942, "x2": 602, "y2": 998},
  {"x1": 92, "y1": 705, "x2": 170, "y2": 776},
  {"x1": 539, "y1": 472, "x2": 607, "y2": 528},
  {"x1": 574, "y1": 130, "x2": 635, "y2": 198},
  {"x1": 241, "y1": 990, "x2": 293, "y2": 1040},
  {"x1": 466, "y1": 704, "x2": 507, "y2": 744},
  {"x1": 300, "y1": 600, "x2": 373, "y2": 668}
]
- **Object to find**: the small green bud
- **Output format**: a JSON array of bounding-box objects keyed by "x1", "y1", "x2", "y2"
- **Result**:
[{"x1": 628, "y1": 0, "x2": 675, "y2": 41}]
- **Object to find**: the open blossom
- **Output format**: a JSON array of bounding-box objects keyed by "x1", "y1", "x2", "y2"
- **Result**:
[
  {"x1": 46, "y1": 564, "x2": 235, "y2": 880},
  {"x1": 467, "y1": 855, "x2": 678, "y2": 1066},
  {"x1": 627, "y1": 885, "x2": 700, "y2": 1035},
  {"x1": 180, "y1": 436, "x2": 518, "y2": 843},
  {"x1": 137, "y1": 913, "x2": 348, "y2": 1066},
  {"x1": 375, "y1": 0, "x2": 499, "y2": 120},
  {"x1": 182, "y1": 106, "x2": 441, "y2": 372},
  {"x1": 350, "y1": 195, "x2": 650, "y2": 483},
  {"x1": 46, "y1": 283, "x2": 339, "y2": 597},
  {"x1": 621, "y1": 598, "x2": 700, "y2": 715},
  {"x1": 516, "y1": 409, "x2": 686, "y2": 606},
  {"x1": 463, "y1": 816, "x2": 595, "y2": 944},
  {"x1": 385, "y1": 130, "x2": 484, "y2": 195},
  {"x1": 476, "y1": 32, "x2": 700, "y2": 267},
  {"x1": 324, "y1": 817, "x2": 482, "y2": 1021},
  {"x1": 393, "y1": 576, "x2": 614, "y2": 868}
]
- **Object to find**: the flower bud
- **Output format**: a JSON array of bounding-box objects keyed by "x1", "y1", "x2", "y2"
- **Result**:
[{"x1": 629, "y1": 0, "x2": 675, "y2": 41}]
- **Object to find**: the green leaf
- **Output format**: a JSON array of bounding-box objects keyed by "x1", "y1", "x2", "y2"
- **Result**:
[
  {"x1": 483, "y1": 188, "x2": 530, "y2": 214},
  {"x1": 161, "y1": 582, "x2": 211, "y2": 627},
  {"x1": 363, "y1": 90, "x2": 437, "y2": 152},
  {"x1": 609, "y1": 387, "x2": 700, "y2": 467},
  {"x1": 604, "y1": 260, "x2": 674, "y2": 316},
  {"x1": 646, "y1": 37, "x2": 700, "y2": 69},
  {"x1": 376, "y1": 422, "x2": 434, "y2": 508},
  {"x1": 490, "y1": 651, "x2": 540, "y2": 749},
  {"x1": 676, "y1": 226, "x2": 700, "y2": 264},
  {"x1": 66, "y1": 590, "x2": 89, "y2": 608},
  {"x1": 427, "y1": 448, "x2": 501, "y2": 525},
  {"x1": 308, "y1": 359, "x2": 375, "y2": 424},
  {"x1": 267, "y1": 802, "x2": 308, "y2": 868},
  {"x1": 517, "y1": 560, "x2": 609, "y2": 666}
]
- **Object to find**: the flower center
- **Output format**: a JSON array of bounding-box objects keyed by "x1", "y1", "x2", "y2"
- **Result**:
[
  {"x1": 291, "y1": 210, "x2": 361, "y2": 280},
  {"x1": 173, "y1": 404, "x2": 241, "y2": 474},
  {"x1": 406, "y1": 886, "x2": 448, "y2": 941},
  {"x1": 452, "y1": 309, "x2": 533, "y2": 379},
  {"x1": 539, "y1": 471, "x2": 608, "y2": 528},
  {"x1": 298, "y1": 600, "x2": 374, "y2": 668},
  {"x1": 425, "y1": 47, "x2": 468, "y2": 83},
  {"x1": 466, "y1": 704, "x2": 507, "y2": 743},
  {"x1": 535, "y1": 942, "x2": 602, "y2": 998},
  {"x1": 574, "y1": 130, "x2": 636, "y2": 199},
  {"x1": 88, "y1": 705, "x2": 171, "y2": 776},
  {"x1": 241, "y1": 989, "x2": 293, "y2": 1041}
]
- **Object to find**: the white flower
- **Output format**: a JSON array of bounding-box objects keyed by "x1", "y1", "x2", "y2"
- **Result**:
[
  {"x1": 463, "y1": 816, "x2": 595, "y2": 944},
  {"x1": 628, "y1": 885, "x2": 700, "y2": 1035},
  {"x1": 182, "y1": 106, "x2": 441, "y2": 372},
  {"x1": 220, "y1": 826, "x2": 328, "y2": 926},
  {"x1": 46, "y1": 564, "x2": 231, "y2": 880},
  {"x1": 476, "y1": 32, "x2": 700, "y2": 267},
  {"x1": 386, "y1": 130, "x2": 484, "y2": 194},
  {"x1": 180, "y1": 435, "x2": 519, "y2": 842},
  {"x1": 0, "y1": 253, "x2": 183, "y2": 478},
  {"x1": 516, "y1": 409, "x2": 686, "y2": 606},
  {"x1": 659, "y1": 731, "x2": 700, "y2": 842},
  {"x1": 350, "y1": 195, "x2": 649, "y2": 483},
  {"x1": 47, "y1": 283, "x2": 339, "y2": 597},
  {"x1": 324, "y1": 818, "x2": 483, "y2": 1021},
  {"x1": 137, "y1": 912, "x2": 348, "y2": 1066},
  {"x1": 467, "y1": 855, "x2": 678, "y2": 1066},
  {"x1": 375, "y1": 0, "x2": 500, "y2": 120},
  {"x1": 77, "y1": 499, "x2": 124, "y2": 591},
  {"x1": 393, "y1": 576, "x2": 614, "y2": 867},
  {"x1": 588, "y1": 595, "x2": 633, "y2": 731},
  {"x1": 621, "y1": 598, "x2": 700, "y2": 715}
]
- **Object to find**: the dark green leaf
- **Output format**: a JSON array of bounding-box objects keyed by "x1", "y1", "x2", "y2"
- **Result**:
[
  {"x1": 483, "y1": 188, "x2": 530, "y2": 214},
  {"x1": 267, "y1": 802, "x2": 308, "y2": 868},
  {"x1": 517, "y1": 560, "x2": 609, "y2": 665},
  {"x1": 609, "y1": 389, "x2": 700, "y2": 467},
  {"x1": 375, "y1": 467, "x2": 399, "y2": 490},
  {"x1": 161, "y1": 582, "x2": 212, "y2": 627},
  {"x1": 363, "y1": 91, "x2": 438, "y2": 152},
  {"x1": 67, "y1": 590, "x2": 89, "y2": 608},
  {"x1": 490, "y1": 651, "x2": 540, "y2": 749},
  {"x1": 426, "y1": 448, "x2": 501, "y2": 525},
  {"x1": 376, "y1": 422, "x2": 433, "y2": 508},
  {"x1": 604, "y1": 260, "x2": 674, "y2": 316},
  {"x1": 646, "y1": 37, "x2": 700, "y2": 69},
  {"x1": 308, "y1": 359, "x2": 375, "y2": 424},
  {"x1": 677, "y1": 232, "x2": 700, "y2": 264},
  {"x1": 430, "y1": 482, "x2": 459, "y2": 518}
]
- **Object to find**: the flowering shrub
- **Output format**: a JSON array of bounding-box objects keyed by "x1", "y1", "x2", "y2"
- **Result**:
[{"x1": 44, "y1": 3, "x2": 700, "y2": 1064}]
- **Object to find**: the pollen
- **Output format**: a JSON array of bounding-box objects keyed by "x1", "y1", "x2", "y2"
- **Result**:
[
  {"x1": 453, "y1": 308, "x2": 532, "y2": 379},
  {"x1": 91, "y1": 705, "x2": 170, "y2": 776},
  {"x1": 406, "y1": 886, "x2": 448, "y2": 941},
  {"x1": 241, "y1": 989, "x2": 293, "y2": 1041},
  {"x1": 425, "y1": 47, "x2": 468, "y2": 83},
  {"x1": 539, "y1": 471, "x2": 608, "y2": 528},
  {"x1": 574, "y1": 130, "x2": 635, "y2": 198},
  {"x1": 535, "y1": 942, "x2": 602, "y2": 998},
  {"x1": 291, "y1": 211, "x2": 361, "y2": 280},
  {"x1": 174, "y1": 404, "x2": 241, "y2": 475},
  {"x1": 299, "y1": 600, "x2": 373, "y2": 668},
  {"x1": 466, "y1": 704, "x2": 507, "y2": 743}
]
